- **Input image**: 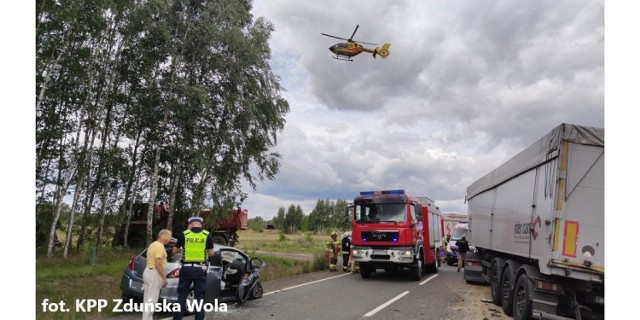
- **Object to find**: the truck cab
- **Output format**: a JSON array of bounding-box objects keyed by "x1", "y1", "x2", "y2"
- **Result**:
[{"x1": 348, "y1": 190, "x2": 441, "y2": 280}]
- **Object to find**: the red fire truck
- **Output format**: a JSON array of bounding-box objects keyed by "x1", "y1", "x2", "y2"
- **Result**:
[{"x1": 347, "y1": 190, "x2": 442, "y2": 280}]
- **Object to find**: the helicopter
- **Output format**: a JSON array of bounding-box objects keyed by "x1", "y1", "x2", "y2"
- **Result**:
[{"x1": 321, "y1": 25, "x2": 390, "y2": 61}]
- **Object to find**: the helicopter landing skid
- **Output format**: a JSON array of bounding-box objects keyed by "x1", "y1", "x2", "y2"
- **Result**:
[{"x1": 333, "y1": 55, "x2": 354, "y2": 61}]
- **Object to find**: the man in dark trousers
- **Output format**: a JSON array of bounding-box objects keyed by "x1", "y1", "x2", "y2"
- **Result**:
[
  {"x1": 341, "y1": 232, "x2": 352, "y2": 272},
  {"x1": 455, "y1": 235, "x2": 470, "y2": 272},
  {"x1": 172, "y1": 217, "x2": 214, "y2": 320}
]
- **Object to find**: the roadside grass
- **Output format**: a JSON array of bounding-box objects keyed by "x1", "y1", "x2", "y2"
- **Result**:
[
  {"x1": 36, "y1": 247, "x2": 138, "y2": 320},
  {"x1": 36, "y1": 231, "x2": 332, "y2": 319},
  {"x1": 235, "y1": 230, "x2": 343, "y2": 254}
]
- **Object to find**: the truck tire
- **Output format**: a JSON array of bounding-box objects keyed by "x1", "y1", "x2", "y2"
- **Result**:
[
  {"x1": 411, "y1": 257, "x2": 422, "y2": 281},
  {"x1": 490, "y1": 262, "x2": 502, "y2": 305},
  {"x1": 211, "y1": 235, "x2": 227, "y2": 246},
  {"x1": 513, "y1": 275, "x2": 533, "y2": 320},
  {"x1": 500, "y1": 265, "x2": 514, "y2": 316},
  {"x1": 360, "y1": 263, "x2": 373, "y2": 279}
]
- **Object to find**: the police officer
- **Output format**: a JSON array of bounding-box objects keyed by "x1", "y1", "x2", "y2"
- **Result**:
[
  {"x1": 341, "y1": 232, "x2": 352, "y2": 272},
  {"x1": 172, "y1": 216, "x2": 214, "y2": 320}
]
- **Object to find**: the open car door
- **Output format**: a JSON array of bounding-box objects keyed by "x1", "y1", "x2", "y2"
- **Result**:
[{"x1": 236, "y1": 257, "x2": 266, "y2": 303}]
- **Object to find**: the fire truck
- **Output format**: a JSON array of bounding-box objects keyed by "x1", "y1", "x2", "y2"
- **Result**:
[{"x1": 346, "y1": 190, "x2": 442, "y2": 280}]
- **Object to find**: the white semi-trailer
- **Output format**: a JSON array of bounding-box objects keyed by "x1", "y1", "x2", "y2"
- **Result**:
[{"x1": 464, "y1": 123, "x2": 604, "y2": 320}]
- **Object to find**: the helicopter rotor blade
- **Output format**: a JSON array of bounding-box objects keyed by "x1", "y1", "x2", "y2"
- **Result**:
[
  {"x1": 353, "y1": 40, "x2": 378, "y2": 46},
  {"x1": 321, "y1": 33, "x2": 349, "y2": 41},
  {"x1": 349, "y1": 24, "x2": 359, "y2": 41}
]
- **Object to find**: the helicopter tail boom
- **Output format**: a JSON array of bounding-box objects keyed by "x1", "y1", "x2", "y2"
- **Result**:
[{"x1": 373, "y1": 43, "x2": 391, "y2": 59}]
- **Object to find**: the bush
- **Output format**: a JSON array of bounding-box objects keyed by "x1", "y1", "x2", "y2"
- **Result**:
[{"x1": 278, "y1": 231, "x2": 289, "y2": 242}]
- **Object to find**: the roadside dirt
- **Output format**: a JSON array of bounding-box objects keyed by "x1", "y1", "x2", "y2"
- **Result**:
[{"x1": 451, "y1": 279, "x2": 513, "y2": 320}]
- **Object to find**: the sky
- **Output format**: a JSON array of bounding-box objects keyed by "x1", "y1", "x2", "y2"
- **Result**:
[
  {"x1": 242, "y1": 0, "x2": 605, "y2": 220},
  {"x1": 6, "y1": 1, "x2": 638, "y2": 316}
]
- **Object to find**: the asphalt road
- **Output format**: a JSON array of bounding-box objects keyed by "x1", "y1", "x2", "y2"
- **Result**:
[
  {"x1": 165, "y1": 264, "x2": 509, "y2": 320},
  {"x1": 104, "y1": 263, "x2": 510, "y2": 320}
]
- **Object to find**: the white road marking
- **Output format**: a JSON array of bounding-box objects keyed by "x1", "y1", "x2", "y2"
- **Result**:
[
  {"x1": 263, "y1": 272, "x2": 352, "y2": 296},
  {"x1": 419, "y1": 274, "x2": 439, "y2": 285},
  {"x1": 363, "y1": 291, "x2": 410, "y2": 317}
]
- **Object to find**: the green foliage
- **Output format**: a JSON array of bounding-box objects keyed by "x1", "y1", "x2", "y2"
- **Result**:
[
  {"x1": 278, "y1": 231, "x2": 289, "y2": 242},
  {"x1": 248, "y1": 216, "x2": 265, "y2": 232},
  {"x1": 304, "y1": 232, "x2": 314, "y2": 243},
  {"x1": 36, "y1": 0, "x2": 290, "y2": 254}
]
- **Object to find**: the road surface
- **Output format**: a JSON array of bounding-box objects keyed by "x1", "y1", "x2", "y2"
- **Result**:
[
  {"x1": 103, "y1": 263, "x2": 510, "y2": 320},
  {"x1": 153, "y1": 264, "x2": 511, "y2": 320}
]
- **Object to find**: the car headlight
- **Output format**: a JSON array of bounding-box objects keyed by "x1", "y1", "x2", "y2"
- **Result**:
[
  {"x1": 402, "y1": 250, "x2": 413, "y2": 256},
  {"x1": 352, "y1": 249, "x2": 359, "y2": 255}
]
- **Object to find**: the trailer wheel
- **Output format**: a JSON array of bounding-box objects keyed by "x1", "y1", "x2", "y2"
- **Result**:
[
  {"x1": 513, "y1": 275, "x2": 532, "y2": 320},
  {"x1": 500, "y1": 265, "x2": 514, "y2": 316},
  {"x1": 490, "y1": 263, "x2": 502, "y2": 305}
]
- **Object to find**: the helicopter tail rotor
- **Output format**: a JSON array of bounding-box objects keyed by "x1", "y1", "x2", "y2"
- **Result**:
[{"x1": 373, "y1": 43, "x2": 391, "y2": 59}]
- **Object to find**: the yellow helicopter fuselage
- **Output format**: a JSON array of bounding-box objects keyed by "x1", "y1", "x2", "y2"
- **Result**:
[{"x1": 328, "y1": 42, "x2": 390, "y2": 60}]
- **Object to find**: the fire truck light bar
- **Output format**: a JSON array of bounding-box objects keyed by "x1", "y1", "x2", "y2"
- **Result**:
[{"x1": 359, "y1": 190, "x2": 405, "y2": 196}]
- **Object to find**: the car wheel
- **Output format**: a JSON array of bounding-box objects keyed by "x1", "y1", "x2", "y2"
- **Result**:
[
  {"x1": 490, "y1": 262, "x2": 502, "y2": 305},
  {"x1": 185, "y1": 289, "x2": 196, "y2": 315},
  {"x1": 249, "y1": 281, "x2": 264, "y2": 300},
  {"x1": 513, "y1": 275, "x2": 533, "y2": 320},
  {"x1": 500, "y1": 265, "x2": 514, "y2": 316},
  {"x1": 121, "y1": 292, "x2": 141, "y2": 304}
]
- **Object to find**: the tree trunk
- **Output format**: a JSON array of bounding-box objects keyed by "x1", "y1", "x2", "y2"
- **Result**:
[
  {"x1": 166, "y1": 164, "x2": 181, "y2": 233},
  {"x1": 47, "y1": 166, "x2": 76, "y2": 257}
]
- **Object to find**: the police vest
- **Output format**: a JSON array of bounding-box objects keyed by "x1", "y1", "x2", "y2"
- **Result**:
[{"x1": 183, "y1": 230, "x2": 209, "y2": 262}]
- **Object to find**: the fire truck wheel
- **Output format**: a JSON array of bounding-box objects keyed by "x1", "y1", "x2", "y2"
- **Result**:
[
  {"x1": 360, "y1": 263, "x2": 373, "y2": 279},
  {"x1": 411, "y1": 257, "x2": 422, "y2": 281}
]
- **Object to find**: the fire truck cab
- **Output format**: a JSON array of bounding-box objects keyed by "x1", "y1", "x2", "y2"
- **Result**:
[{"x1": 347, "y1": 190, "x2": 442, "y2": 280}]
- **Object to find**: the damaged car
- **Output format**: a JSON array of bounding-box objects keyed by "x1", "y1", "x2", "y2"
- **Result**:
[{"x1": 120, "y1": 242, "x2": 266, "y2": 309}]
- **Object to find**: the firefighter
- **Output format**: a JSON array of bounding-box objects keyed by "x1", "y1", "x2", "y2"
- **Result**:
[
  {"x1": 341, "y1": 232, "x2": 352, "y2": 271},
  {"x1": 325, "y1": 231, "x2": 340, "y2": 272}
]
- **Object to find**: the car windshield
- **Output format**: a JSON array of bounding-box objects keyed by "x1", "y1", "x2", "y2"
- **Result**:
[
  {"x1": 354, "y1": 203, "x2": 406, "y2": 223},
  {"x1": 450, "y1": 226, "x2": 467, "y2": 241}
]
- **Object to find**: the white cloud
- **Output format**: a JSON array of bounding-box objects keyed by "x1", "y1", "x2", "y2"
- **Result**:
[{"x1": 247, "y1": 0, "x2": 604, "y2": 217}]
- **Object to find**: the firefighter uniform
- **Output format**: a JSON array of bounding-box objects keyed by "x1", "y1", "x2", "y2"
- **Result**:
[
  {"x1": 326, "y1": 231, "x2": 340, "y2": 272},
  {"x1": 341, "y1": 232, "x2": 352, "y2": 271},
  {"x1": 173, "y1": 217, "x2": 214, "y2": 320}
]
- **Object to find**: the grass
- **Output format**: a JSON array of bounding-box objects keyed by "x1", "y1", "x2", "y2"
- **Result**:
[
  {"x1": 235, "y1": 230, "x2": 341, "y2": 254},
  {"x1": 35, "y1": 230, "x2": 332, "y2": 319}
]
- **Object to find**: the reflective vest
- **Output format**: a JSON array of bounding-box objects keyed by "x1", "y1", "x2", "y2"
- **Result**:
[{"x1": 183, "y1": 229, "x2": 209, "y2": 262}]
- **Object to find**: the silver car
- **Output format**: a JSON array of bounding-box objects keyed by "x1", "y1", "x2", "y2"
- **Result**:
[{"x1": 120, "y1": 242, "x2": 265, "y2": 309}]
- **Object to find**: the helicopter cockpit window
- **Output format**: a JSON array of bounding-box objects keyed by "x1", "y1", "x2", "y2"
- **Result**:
[{"x1": 334, "y1": 43, "x2": 349, "y2": 48}]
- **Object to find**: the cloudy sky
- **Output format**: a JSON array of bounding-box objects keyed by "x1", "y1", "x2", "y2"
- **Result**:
[{"x1": 241, "y1": 0, "x2": 604, "y2": 220}]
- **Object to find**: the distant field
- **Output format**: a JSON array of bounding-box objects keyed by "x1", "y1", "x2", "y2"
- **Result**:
[
  {"x1": 235, "y1": 230, "x2": 343, "y2": 254},
  {"x1": 35, "y1": 230, "x2": 332, "y2": 319}
]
